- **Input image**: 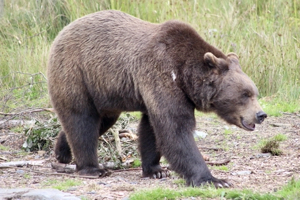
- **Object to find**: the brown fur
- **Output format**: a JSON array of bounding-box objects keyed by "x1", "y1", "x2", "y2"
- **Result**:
[{"x1": 48, "y1": 10, "x2": 266, "y2": 187}]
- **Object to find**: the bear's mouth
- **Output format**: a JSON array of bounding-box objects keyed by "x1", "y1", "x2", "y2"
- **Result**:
[{"x1": 241, "y1": 118, "x2": 255, "y2": 131}]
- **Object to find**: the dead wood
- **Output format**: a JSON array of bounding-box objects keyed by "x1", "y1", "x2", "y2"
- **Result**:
[
  {"x1": 0, "y1": 108, "x2": 55, "y2": 116},
  {"x1": 0, "y1": 160, "x2": 45, "y2": 168}
]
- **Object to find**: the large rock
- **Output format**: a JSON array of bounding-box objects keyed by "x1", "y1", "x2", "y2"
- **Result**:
[{"x1": 0, "y1": 188, "x2": 80, "y2": 200}]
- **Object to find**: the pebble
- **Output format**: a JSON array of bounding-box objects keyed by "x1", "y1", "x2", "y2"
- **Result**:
[
  {"x1": 16, "y1": 169, "x2": 25, "y2": 174},
  {"x1": 0, "y1": 188, "x2": 80, "y2": 200},
  {"x1": 231, "y1": 170, "x2": 252, "y2": 176},
  {"x1": 194, "y1": 131, "x2": 207, "y2": 139}
]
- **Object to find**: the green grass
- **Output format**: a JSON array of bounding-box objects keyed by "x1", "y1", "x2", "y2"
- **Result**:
[
  {"x1": 0, "y1": 144, "x2": 9, "y2": 151},
  {"x1": 0, "y1": 0, "x2": 300, "y2": 112},
  {"x1": 255, "y1": 133, "x2": 288, "y2": 155},
  {"x1": 130, "y1": 178, "x2": 300, "y2": 200},
  {"x1": 42, "y1": 178, "x2": 82, "y2": 191},
  {"x1": 273, "y1": 133, "x2": 288, "y2": 142},
  {"x1": 212, "y1": 165, "x2": 229, "y2": 172},
  {"x1": 259, "y1": 98, "x2": 300, "y2": 117}
]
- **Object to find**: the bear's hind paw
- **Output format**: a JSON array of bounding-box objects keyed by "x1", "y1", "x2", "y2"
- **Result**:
[{"x1": 78, "y1": 168, "x2": 111, "y2": 177}]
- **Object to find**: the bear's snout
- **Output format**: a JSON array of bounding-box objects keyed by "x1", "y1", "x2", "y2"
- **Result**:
[{"x1": 256, "y1": 111, "x2": 267, "y2": 124}]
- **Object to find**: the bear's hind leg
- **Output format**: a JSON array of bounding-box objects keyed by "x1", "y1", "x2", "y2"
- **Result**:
[
  {"x1": 55, "y1": 131, "x2": 72, "y2": 163},
  {"x1": 99, "y1": 112, "x2": 121, "y2": 136},
  {"x1": 138, "y1": 114, "x2": 169, "y2": 179},
  {"x1": 58, "y1": 108, "x2": 108, "y2": 177}
]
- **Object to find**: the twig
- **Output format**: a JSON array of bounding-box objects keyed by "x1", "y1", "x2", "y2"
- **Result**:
[
  {"x1": 113, "y1": 167, "x2": 142, "y2": 173},
  {"x1": 206, "y1": 159, "x2": 231, "y2": 166}
]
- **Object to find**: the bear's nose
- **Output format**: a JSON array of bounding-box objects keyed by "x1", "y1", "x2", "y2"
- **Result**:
[{"x1": 256, "y1": 111, "x2": 267, "y2": 124}]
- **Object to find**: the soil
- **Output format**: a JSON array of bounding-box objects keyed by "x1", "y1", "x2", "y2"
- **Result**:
[{"x1": 0, "y1": 113, "x2": 300, "y2": 200}]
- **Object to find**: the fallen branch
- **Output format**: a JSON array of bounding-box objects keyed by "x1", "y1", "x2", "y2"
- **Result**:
[
  {"x1": 0, "y1": 160, "x2": 45, "y2": 168},
  {"x1": 0, "y1": 120, "x2": 35, "y2": 129},
  {"x1": 0, "y1": 108, "x2": 55, "y2": 116}
]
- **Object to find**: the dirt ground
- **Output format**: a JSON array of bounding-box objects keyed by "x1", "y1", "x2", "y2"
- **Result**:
[{"x1": 0, "y1": 113, "x2": 300, "y2": 199}]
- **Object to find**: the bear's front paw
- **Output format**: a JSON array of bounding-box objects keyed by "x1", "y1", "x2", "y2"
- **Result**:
[
  {"x1": 142, "y1": 165, "x2": 170, "y2": 179},
  {"x1": 78, "y1": 167, "x2": 111, "y2": 177},
  {"x1": 190, "y1": 176, "x2": 232, "y2": 188}
]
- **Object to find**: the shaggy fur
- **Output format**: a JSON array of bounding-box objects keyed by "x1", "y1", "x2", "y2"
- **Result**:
[{"x1": 48, "y1": 10, "x2": 266, "y2": 187}]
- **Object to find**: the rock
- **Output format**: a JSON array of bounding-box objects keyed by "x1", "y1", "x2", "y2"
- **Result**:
[
  {"x1": 0, "y1": 188, "x2": 80, "y2": 200},
  {"x1": 231, "y1": 170, "x2": 252, "y2": 176},
  {"x1": 194, "y1": 131, "x2": 207, "y2": 139},
  {"x1": 255, "y1": 153, "x2": 272, "y2": 158}
]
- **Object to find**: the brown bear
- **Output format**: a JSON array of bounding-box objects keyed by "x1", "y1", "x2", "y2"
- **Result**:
[{"x1": 47, "y1": 10, "x2": 267, "y2": 187}]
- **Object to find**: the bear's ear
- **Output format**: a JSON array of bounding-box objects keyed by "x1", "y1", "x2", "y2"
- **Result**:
[
  {"x1": 204, "y1": 52, "x2": 218, "y2": 68},
  {"x1": 204, "y1": 52, "x2": 228, "y2": 71},
  {"x1": 227, "y1": 52, "x2": 241, "y2": 69}
]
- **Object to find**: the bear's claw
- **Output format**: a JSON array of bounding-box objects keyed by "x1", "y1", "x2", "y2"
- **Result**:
[
  {"x1": 143, "y1": 166, "x2": 170, "y2": 179},
  {"x1": 207, "y1": 178, "x2": 232, "y2": 188}
]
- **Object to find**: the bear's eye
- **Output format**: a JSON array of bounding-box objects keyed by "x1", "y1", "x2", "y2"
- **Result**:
[{"x1": 242, "y1": 92, "x2": 251, "y2": 98}]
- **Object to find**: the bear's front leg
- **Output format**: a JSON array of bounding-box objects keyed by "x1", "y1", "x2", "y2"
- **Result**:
[
  {"x1": 138, "y1": 114, "x2": 170, "y2": 179},
  {"x1": 148, "y1": 108, "x2": 232, "y2": 188}
]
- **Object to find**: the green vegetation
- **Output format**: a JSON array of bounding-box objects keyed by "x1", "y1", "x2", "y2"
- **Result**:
[
  {"x1": 256, "y1": 133, "x2": 288, "y2": 155},
  {"x1": 0, "y1": 0, "x2": 299, "y2": 113},
  {"x1": 212, "y1": 165, "x2": 229, "y2": 172},
  {"x1": 22, "y1": 117, "x2": 60, "y2": 151},
  {"x1": 273, "y1": 133, "x2": 288, "y2": 142},
  {"x1": 130, "y1": 178, "x2": 300, "y2": 200},
  {"x1": 132, "y1": 158, "x2": 142, "y2": 167},
  {"x1": 0, "y1": 144, "x2": 9, "y2": 151},
  {"x1": 42, "y1": 178, "x2": 82, "y2": 191},
  {"x1": 224, "y1": 129, "x2": 233, "y2": 135}
]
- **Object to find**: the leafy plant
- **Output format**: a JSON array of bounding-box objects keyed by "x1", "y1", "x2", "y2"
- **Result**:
[{"x1": 22, "y1": 117, "x2": 61, "y2": 152}]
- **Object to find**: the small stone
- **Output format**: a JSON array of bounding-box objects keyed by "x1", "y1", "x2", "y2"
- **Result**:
[
  {"x1": 67, "y1": 187, "x2": 77, "y2": 191},
  {"x1": 194, "y1": 131, "x2": 207, "y2": 139},
  {"x1": 256, "y1": 153, "x2": 272, "y2": 158},
  {"x1": 231, "y1": 170, "x2": 252, "y2": 176},
  {"x1": 16, "y1": 169, "x2": 25, "y2": 174}
]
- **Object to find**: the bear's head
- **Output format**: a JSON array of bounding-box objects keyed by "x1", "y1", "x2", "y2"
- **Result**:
[{"x1": 203, "y1": 52, "x2": 267, "y2": 131}]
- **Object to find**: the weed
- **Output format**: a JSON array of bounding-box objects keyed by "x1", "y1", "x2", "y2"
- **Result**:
[
  {"x1": 0, "y1": 144, "x2": 9, "y2": 151},
  {"x1": 273, "y1": 133, "x2": 288, "y2": 142},
  {"x1": 261, "y1": 140, "x2": 282, "y2": 156},
  {"x1": 42, "y1": 178, "x2": 82, "y2": 191},
  {"x1": 132, "y1": 159, "x2": 141, "y2": 168}
]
